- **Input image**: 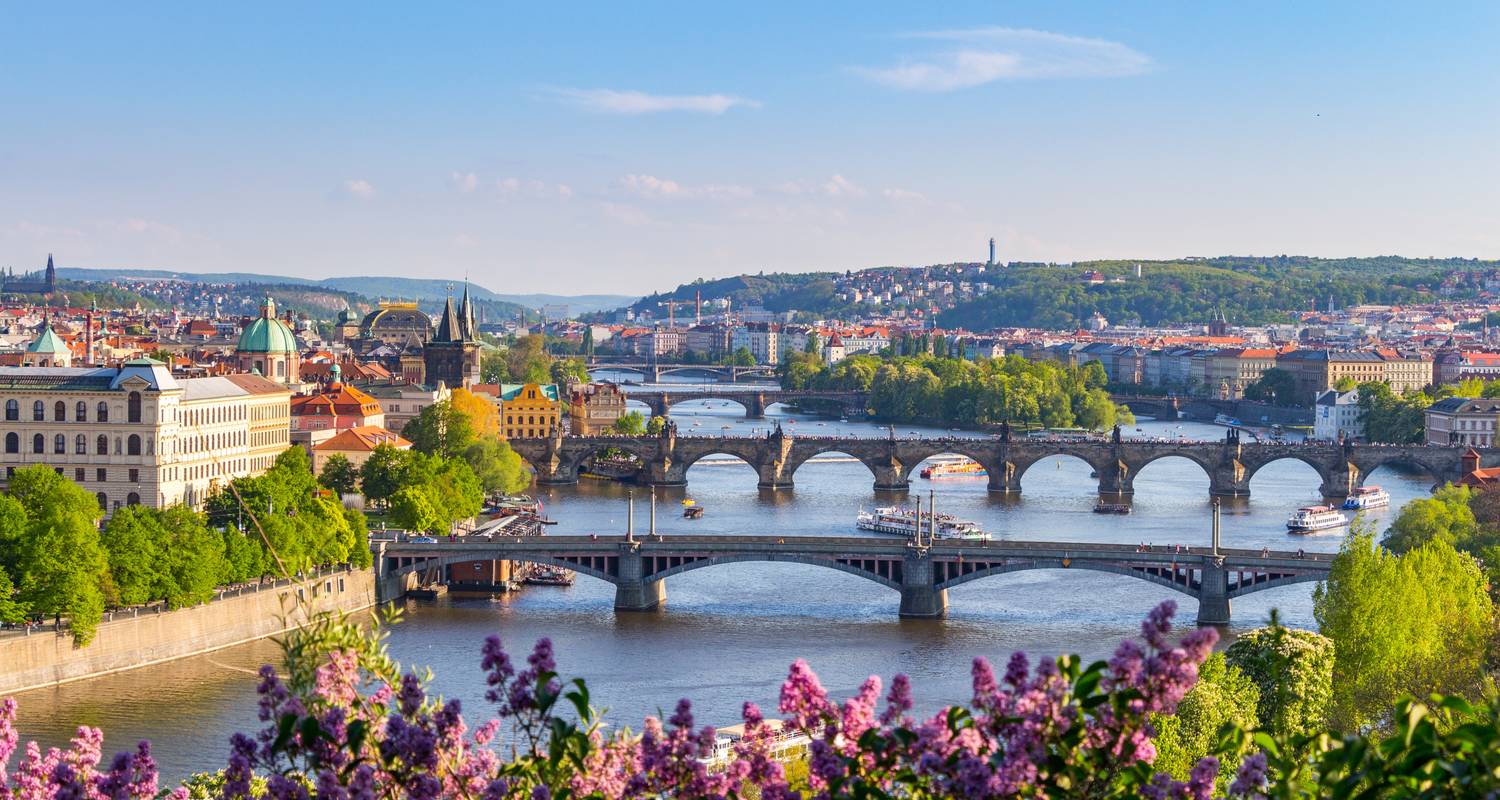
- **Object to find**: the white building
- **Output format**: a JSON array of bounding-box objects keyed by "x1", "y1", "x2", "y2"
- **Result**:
[
  {"x1": 1425, "y1": 397, "x2": 1500, "y2": 447},
  {"x1": 1313, "y1": 389, "x2": 1364, "y2": 442}
]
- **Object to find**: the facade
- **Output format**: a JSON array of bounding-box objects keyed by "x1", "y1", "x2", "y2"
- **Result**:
[
  {"x1": 498, "y1": 383, "x2": 561, "y2": 439},
  {"x1": 568, "y1": 382, "x2": 627, "y2": 435},
  {"x1": 0, "y1": 361, "x2": 291, "y2": 511},
  {"x1": 357, "y1": 301, "x2": 433, "y2": 345},
  {"x1": 290, "y1": 368, "x2": 385, "y2": 432},
  {"x1": 1435, "y1": 351, "x2": 1500, "y2": 384},
  {"x1": 1313, "y1": 389, "x2": 1364, "y2": 442},
  {"x1": 1277, "y1": 350, "x2": 1433, "y2": 405},
  {"x1": 358, "y1": 381, "x2": 450, "y2": 435},
  {"x1": 1204, "y1": 348, "x2": 1277, "y2": 400},
  {"x1": 311, "y1": 425, "x2": 411, "y2": 472},
  {"x1": 1425, "y1": 397, "x2": 1500, "y2": 447},
  {"x1": 235, "y1": 297, "x2": 301, "y2": 385}
]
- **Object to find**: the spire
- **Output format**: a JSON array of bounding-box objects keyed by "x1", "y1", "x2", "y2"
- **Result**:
[
  {"x1": 458, "y1": 280, "x2": 476, "y2": 342},
  {"x1": 434, "y1": 294, "x2": 462, "y2": 343}
]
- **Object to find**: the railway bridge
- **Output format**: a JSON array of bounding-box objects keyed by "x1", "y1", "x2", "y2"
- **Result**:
[
  {"x1": 376, "y1": 534, "x2": 1333, "y2": 624},
  {"x1": 508, "y1": 425, "x2": 1492, "y2": 499}
]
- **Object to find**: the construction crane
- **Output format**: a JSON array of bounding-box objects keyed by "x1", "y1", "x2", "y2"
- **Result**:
[{"x1": 657, "y1": 299, "x2": 692, "y2": 329}]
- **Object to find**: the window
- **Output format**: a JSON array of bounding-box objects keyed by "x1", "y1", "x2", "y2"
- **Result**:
[
  {"x1": 33, "y1": 401, "x2": 44, "y2": 421},
  {"x1": 4, "y1": 399, "x2": 16, "y2": 421},
  {"x1": 97, "y1": 435, "x2": 108, "y2": 455},
  {"x1": 75, "y1": 401, "x2": 86, "y2": 422},
  {"x1": 127, "y1": 392, "x2": 142, "y2": 423},
  {"x1": 97, "y1": 402, "x2": 108, "y2": 422},
  {"x1": 127, "y1": 435, "x2": 141, "y2": 456},
  {"x1": 128, "y1": 468, "x2": 138, "y2": 482},
  {"x1": 3, "y1": 433, "x2": 16, "y2": 454},
  {"x1": 32, "y1": 434, "x2": 44, "y2": 454},
  {"x1": 75, "y1": 434, "x2": 85, "y2": 454},
  {"x1": 74, "y1": 468, "x2": 84, "y2": 482},
  {"x1": 96, "y1": 468, "x2": 106, "y2": 482},
  {"x1": 54, "y1": 434, "x2": 65, "y2": 454},
  {"x1": 53, "y1": 401, "x2": 65, "y2": 422},
  {"x1": 126, "y1": 492, "x2": 140, "y2": 506}
]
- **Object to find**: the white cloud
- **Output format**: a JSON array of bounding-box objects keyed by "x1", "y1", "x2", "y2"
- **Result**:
[
  {"x1": 497, "y1": 177, "x2": 572, "y2": 200},
  {"x1": 881, "y1": 188, "x2": 930, "y2": 204},
  {"x1": 621, "y1": 174, "x2": 684, "y2": 198},
  {"x1": 557, "y1": 184, "x2": 574, "y2": 200},
  {"x1": 344, "y1": 179, "x2": 376, "y2": 198},
  {"x1": 619, "y1": 174, "x2": 753, "y2": 200},
  {"x1": 856, "y1": 27, "x2": 1151, "y2": 92},
  {"x1": 451, "y1": 171, "x2": 479, "y2": 192},
  {"x1": 498, "y1": 177, "x2": 521, "y2": 193},
  {"x1": 823, "y1": 174, "x2": 865, "y2": 198},
  {"x1": 552, "y1": 88, "x2": 760, "y2": 115}
]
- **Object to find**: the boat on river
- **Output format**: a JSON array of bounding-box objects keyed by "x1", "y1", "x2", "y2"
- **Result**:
[
  {"x1": 524, "y1": 566, "x2": 575, "y2": 586},
  {"x1": 1286, "y1": 505, "x2": 1347, "y2": 532},
  {"x1": 855, "y1": 506, "x2": 990, "y2": 540},
  {"x1": 1342, "y1": 486, "x2": 1391, "y2": 510},
  {"x1": 919, "y1": 457, "x2": 987, "y2": 479}
]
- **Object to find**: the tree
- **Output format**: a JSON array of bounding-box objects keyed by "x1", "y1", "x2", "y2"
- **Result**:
[
  {"x1": 402, "y1": 400, "x2": 477, "y2": 459},
  {"x1": 1225, "y1": 619, "x2": 1334, "y2": 739},
  {"x1": 480, "y1": 350, "x2": 508, "y2": 384},
  {"x1": 449, "y1": 388, "x2": 500, "y2": 439},
  {"x1": 463, "y1": 438, "x2": 531, "y2": 495},
  {"x1": 389, "y1": 487, "x2": 442, "y2": 533},
  {"x1": 360, "y1": 444, "x2": 415, "y2": 506},
  {"x1": 0, "y1": 567, "x2": 24, "y2": 625},
  {"x1": 727, "y1": 346, "x2": 756, "y2": 366},
  {"x1": 505, "y1": 334, "x2": 552, "y2": 384},
  {"x1": 99, "y1": 506, "x2": 164, "y2": 606},
  {"x1": 612, "y1": 410, "x2": 646, "y2": 435},
  {"x1": 1333, "y1": 375, "x2": 1358, "y2": 392},
  {"x1": 1313, "y1": 525, "x2": 1493, "y2": 731},
  {"x1": 4, "y1": 465, "x2": 108, "y2": 644},
  {"x1": 1357, "y1": 381, "x2": 1431, "y2": 444},
  {"x1": 1383, "y1": 485, "x2": 1481, "y2": 554},
  {"x1": 582, "y1": 326, "x2": 594, "y2": 358},
  {"x1": 318, "y1": 454, "x2": 360, "y2": 496},
  {"x1": 550, "y1": 357, "x2": 589, "y2": 387},
  {"x1": 1244, "y1": 367, "x2": 1299, "y2": 406},
  {"x1": 154, "y1": 505, "x2": 226, "y2": 609},
  {"x1": 1150, "y1": 653, "x2": 1260, "y2": 785}
]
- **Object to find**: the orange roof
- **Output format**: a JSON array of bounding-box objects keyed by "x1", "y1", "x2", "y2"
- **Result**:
[
  {"x1": 291, "y1": 382, "x2": 382, "y2": 416},
  {"x1": 312, "y1": 425, "x2": 411, "y2": 453}
]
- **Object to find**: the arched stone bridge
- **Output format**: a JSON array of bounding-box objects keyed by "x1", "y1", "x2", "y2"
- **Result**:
[
  {"x1": 509, "y1": 427, "x2": 1492, "y2": 498},
  {"x1": 623, "y1": 388, "x2": 869, "y2": 419},
  {"x1": 375, "y1": 535, "x2": 1333, "y2": 625},
  {"x1": 586, "y1": 360, "x2": 779, "y2": 383}
]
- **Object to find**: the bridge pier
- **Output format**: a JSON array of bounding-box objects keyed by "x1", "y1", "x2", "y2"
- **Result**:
[
  {"x1": 872, "y1": 463, "x2": 910, "y2": 493},
  {"x1": 614, "y1": 548, "x2": 666, "y2": 612},
  {"x1": 898, "y1": 554, "x2": 947, "y2": 618},
  {"x1": 1196, "y1": 564, "x2": 1231, "y2": 625},
  {"x1": 1318, "y1": 462, "x2": 1358, "y2": 500},
  {"x1": 745, "y1": 393, "x2": 767, "y2": 419},
  {"x1": 987, "y1": 461, "x2": 1023, "y2": 494},
  {"x1": 644, "y1": 459, "x2": 687, "y2": 488},
  {"x1": 1097, "y1": 461, "x2": 1133, "y2": 498}
]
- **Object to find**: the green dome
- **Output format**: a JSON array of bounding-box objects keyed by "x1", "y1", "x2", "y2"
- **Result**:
[{"x1": 237, "y1": 297, "x2": 298, "y2": 354}]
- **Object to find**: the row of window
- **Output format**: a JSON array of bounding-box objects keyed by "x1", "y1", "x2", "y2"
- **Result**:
[
  {"x1": 3, "y1": 431, "x2": 152, "y2": 456},
  {"x1": 1, "y1": 466, "x2": 141, "y2": 508},
  {"x1": 3, "y1": 393, "x2": 142, "y2": 424}
]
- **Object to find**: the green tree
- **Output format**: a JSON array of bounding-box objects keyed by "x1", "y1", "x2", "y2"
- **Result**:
[
  {"x1": 480, "y1": 350, "x2": 508, "y2": 383},
  {"x1": 0, "y1": 567, "x2": 24, "y2": 624},
  {"x1": 402, "y1": 400, "x2": 477, "y2": 459},
  {"x1": 360, "y1": 444, "x2": 415, "y2": 506},
  {"x1": 1150, "y1": 653, "x2": 1260, "y2": 785},
  {"x1": 726, "y1": 346, "x2": 756, "y2": 366},
  {"x1": 1225, "y1": 620, "x2": 1335, "y2": 739},
  {"x1": 318, "y1": 454, "x2": 360, "y2": 496},
  {"x1": 505, "y1": 334, "x2": 552, "y2": 383},
  {"x1": 1333, "y1": 375, "x2": 1358, "y2": 392},
  {"x1": 4, "y1": 465, "x2": 108, "y2": 644},
  {"x1": 1313, "y1": 525, "x2": 1494, "y2": 731},
  {"x1": 390, "y1": 487, "x2": 442, "y2": 533},
  {"x1": 1244, "y1": 367, "x2": 1299, "y2": 406},
  {"x1": 1383, "y1": 485, "x2": 1481, "y2": 554},
  {"x1": 99, "y1": 506, "x2": 164, "y2": 606},
  {"x1": 1357, "y1": 381, "x2": 1431, "y2": 444},
  {"x1": 154, "y1": 506, "x2": 226, "y2": 609},
  {"x1": 646, "y1": 415, "x2": 667, "y2": 435},
  {"x1": 612, "y1": 410, "x2": 646, "y2": 435},
  {"x1": 462, "y1": 438, "x2": 531, "y2": 495},
  {"x1": 550, "y1": 357, "x2": 589, "y2": 387}
]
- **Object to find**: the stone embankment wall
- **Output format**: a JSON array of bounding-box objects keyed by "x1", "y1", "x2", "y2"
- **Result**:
[{"x1": 0, "y1": 566, "x2": 377, "y2": 696}]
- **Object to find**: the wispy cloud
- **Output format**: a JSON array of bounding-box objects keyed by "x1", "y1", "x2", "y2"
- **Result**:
[
  {"x1": 855, "y1": 27, "x2": 1150, "y2": 92},
  {"x1": 619, "y1": 174, "x2": 753, "y2": 200},
  {"x1": 822, "y1": 174, "x2": 866, "y2": 198},
  {"x1": 450, "y1": 171, "x2": 479, "y2": 192},
  {"x1": 344, "y1": 179, "x2": 376, "y2": 198},
  {"x1": 497, "y1": 177, "x2": 573, "y2": 200},
  {"x1": 881, "y1": 188, "x2": 930, "y2": 204},
  {"x1": 551, "y1": 88, "x2": 760, "y2": 115}
]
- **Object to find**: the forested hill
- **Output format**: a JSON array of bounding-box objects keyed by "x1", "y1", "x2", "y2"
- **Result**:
[
  {"x1": 941, "y1": 256, "x2": 1495, "y2": 329},
  {"x1": 628, "y1": 272, "x2": 843, "y2": 314}
]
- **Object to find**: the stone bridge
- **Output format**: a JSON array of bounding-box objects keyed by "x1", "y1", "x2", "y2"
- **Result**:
[
  {"x1": 509, "y1": 426, "x2": 1492, "y2": 498},
  {"x1": 375, "y1": 534, "x2": 1333, "y2": 624},
  {"x1": 587, "y1": 360, "x2": 778, "y2": 383},
  {"x1": 624, "y1": 388, "x2": 869, "y2": 419}
]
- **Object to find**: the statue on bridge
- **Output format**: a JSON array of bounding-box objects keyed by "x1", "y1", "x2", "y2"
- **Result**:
[
  {"x1": 999, "y1": 420, "x2": 1011, "y2": 442},
  {"x1": 1112, "y1": 424, "x2": 1122, "y2": 445}
]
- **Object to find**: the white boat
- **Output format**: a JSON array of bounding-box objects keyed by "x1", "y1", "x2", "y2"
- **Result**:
[
  {"x1": 856, "y1": 506, "x2": 990, "y2": 540},
  {"x1": 1342, "y1": 486, "x2": 1391, "y2": 510},
  {"x1": 1286, "y1": 505, "x2": 1348, "y2": 532}
]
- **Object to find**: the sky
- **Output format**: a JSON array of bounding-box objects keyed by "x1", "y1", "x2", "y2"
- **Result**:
[{"x1": 2, "y1": 2, "x2": 1498, "y2": 294}]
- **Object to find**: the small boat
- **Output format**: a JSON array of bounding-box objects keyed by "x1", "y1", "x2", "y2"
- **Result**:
[
  {"x1": 920, "y1": 457, "x2": 988, "y2": 479},
  {"x1": 1342, "y1": 486, "x2": 1391, "y2": 510},
  {"x1": 1287, "y1": 505, "x2": 1348, "y2": 532},
  {"x1": 683, "y1": 506, "x2": 704, "y2": 519},
  {"x1": 1093, "y1": 502, "x2": 1132, "y2": 515},
  {"x1": 525, "y1": 566, "x2": 575, "y2": 586},
  {"x1": 856, "y1": 506, "x2": 989, "y2": 540}
]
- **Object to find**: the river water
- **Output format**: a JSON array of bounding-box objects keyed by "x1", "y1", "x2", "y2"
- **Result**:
[{"x1": 13, "y1": 374, "x2": 1431, "y2": 782}]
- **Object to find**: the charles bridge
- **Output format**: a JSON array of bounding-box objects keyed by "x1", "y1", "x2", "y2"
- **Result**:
[
  {"x1": 508, "y1": 426, "x2": 1491, "y2": 498},
  {"x1": 619, "y1": 387, "x2": 869, "y2": 419},
  {"x1": 375, "y1": 533, "x2": 1333, "y2": 624},
  {"x1": 586, "y1": 358, "x2": 778, "y2": 383}
]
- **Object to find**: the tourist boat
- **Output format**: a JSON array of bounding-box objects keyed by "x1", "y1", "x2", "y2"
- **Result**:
[
  {"x1": 919, "y1": 457, "x2": 988, "y2": 479},
  {"x1": 524, "y1": 566, "x2": 575, "y2": 587},
  {"x1": 855, "y1": 506, "x2": 990, "y2": 540},
  {"x1": 1093, "y1": 501, "x2": 1132, "y2": 515},
  {"x1": 1342, "y1": 486, "x2": 1391, "y2": 511},
  {"x1": 683, "y1": 506, "x2": 705, "y2": 519},
  {"x1": 1286, "y1": 505, "x2": 1348, "y2": 532}
]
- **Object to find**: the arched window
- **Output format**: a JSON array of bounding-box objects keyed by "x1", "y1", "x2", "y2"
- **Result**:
[
  {"x1": 75, "y1": 434, "x2": 86, "y2": 454},
  {"x1": 32, "y1": 401, "x2": 44, "y2": 421},
  {"x1": 97, "y1": 434, "x2": 108, "y2": 455},
  {"x1": 53, "y1": 434, "x2": 64, "y2": 454},
  {"x1": 53, "y1": 401, "x2": 65, "y2": 422},
  {"x1": 96, "y1": 492, "x2": 107, "y2": 509},
  {"x1": 127, "y1": 392, "x2": 142, "y2": 423},
  {"x1": 127, "y1": 434, "x2": 141, "y2": 456},
  {"x1": 4, "y1": 399, "x2": 16, "y2": 421},
  {"x1": 75, "y1": 401, "x2": 87, "y2": 422},
  {"x1": 4, "y1": 433, "x2": 17, "y2": 453},
  {"x1": 276, "y1": 360, "x2": 285, "y2": 377},
  {"x1": 126, "y1": 492, "x2": 140, "y2": 506},
  {"x1": 97, "y1": 402, "x2": 109, "y2": 422},
  {"x1": 32, "y1": 434, "x2": 44, "y2": 454}
]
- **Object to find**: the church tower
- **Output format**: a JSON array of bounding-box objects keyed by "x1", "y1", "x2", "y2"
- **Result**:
[{"x1": 423, "y1": 289, "x2": 481, "y2": 389}]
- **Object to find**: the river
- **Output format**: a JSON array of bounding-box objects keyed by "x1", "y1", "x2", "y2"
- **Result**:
[{"x1": 12, "y1": 374, "x2": 1431, "y2": 782}]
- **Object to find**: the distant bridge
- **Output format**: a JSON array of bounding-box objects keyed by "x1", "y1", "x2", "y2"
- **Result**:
[
  {"x1": 620, "y1": 388, "x2": 868, "y2": 419},
  {"x1": 376, "y1": 534, "x2": 1333, "y2": 624},
  {"x1": 509, "y1": 427, "x2": 1489, "y2": 498},
  {"x1": 587, "y1": 359, "x2": 778, "y2": 383}
]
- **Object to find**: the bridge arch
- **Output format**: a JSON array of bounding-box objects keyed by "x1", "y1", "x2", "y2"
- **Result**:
[
  {"x1": 643, "y1": 553, "x2": 902, "y2": 590},
  {"x1": 557, "y1": 440, "x2": 658, "y2": 482},
  {"x1": 386, "y1": 553, "x2": 620, "y2": 586},
  {"x1": 936, "y1": 562, "x2": 1200, "y2": 597},
  {"x1": 784, "y1": 445, "x2": 880, "y2": 482},
  {"x1": 1225, "y1": 572, "x2": 1323, "y2": 600},
  {"x1": 901, "y1": 448, "x2": 1003, "y2": 485},
  {"x1": 1349, "y1": 454, "x2": 1449, "y2": 491},
  {"x1": 1014, "y1": 452, "x2": 1112, "y2": 493}
]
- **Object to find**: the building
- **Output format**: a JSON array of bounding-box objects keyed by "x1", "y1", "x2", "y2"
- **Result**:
[
  {"x1": 359, "y1": 381, "x2": 450, "y2": 435},
  {"x1": 357, "y1": 301, "x2": 433, "y2": 346},
  {"x1": 290, "y1": 366, "x2": 385, "y2": 433},
  {"x1": 310, "y1": 425, "x2": 411, "y2": 472},
  {"x1": 568, "y1": 382, "x2": 627, "y2": 435},
  {"x1": 1, "y1": 254, "x2": 57, "y2": 296},
  {"x1": 1425, "y1": 397, "x2": 1500, "y2": 447},
  {"x1": 235, "y1": 296, "x2": 301, "y2": 385},
  {"x1": 1435, "y1": 351, "x2": 1500, "y2": 384},
  {"x1": 0, "y1": 360, "x2": 291, "y2": 511},
  {"x1": 22, "y1": 320, "x2": 71, "y2": 368},
  {"x1": 1277, "y1": 350, "x2": 1433, "y2": 405},
  {"x1": 423, "y1": 287, "x2": 481, "y2": 390},
  {"x1": 1204, "y1": 348, "x2": 1277, "y2": 400},
  {"x1": 1313, "y1": 389, "x2": 1363, "y2": 442},
  {"x1": 498, "y1": 383, "x2": 561, "y2": 439}
]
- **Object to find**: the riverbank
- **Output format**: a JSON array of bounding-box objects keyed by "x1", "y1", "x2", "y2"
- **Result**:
[{"x1": 0, "y1": 566, "x2": 377, "y2": 696}]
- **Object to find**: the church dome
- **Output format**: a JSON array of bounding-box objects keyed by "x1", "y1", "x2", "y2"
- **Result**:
[{"x1": 237, "y1": 297, "x2": 298, "y2": 354}]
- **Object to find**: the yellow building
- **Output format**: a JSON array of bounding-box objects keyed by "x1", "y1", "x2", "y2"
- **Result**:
[{"x1": 498, "y1": 383, "x2": 561, "y2": 439}]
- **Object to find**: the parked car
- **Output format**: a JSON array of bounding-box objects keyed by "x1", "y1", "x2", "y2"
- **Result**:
[{"x1": 409, "y1": 536, "x2": 438, "y2": 543}]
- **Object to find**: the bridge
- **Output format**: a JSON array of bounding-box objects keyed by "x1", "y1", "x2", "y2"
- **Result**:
[
  {"x1": 509, "y1": 426, "x2": 1492, "y2": 498},
  {"x1": 622, "y1": 388, "x2": 868, "y2": 419},
  {"x1": 375, "y1": 534, "x2": 1333, "y2": 624},
  {"x1": 587, "y1": 358, "x2": 778, "y2": 383}
]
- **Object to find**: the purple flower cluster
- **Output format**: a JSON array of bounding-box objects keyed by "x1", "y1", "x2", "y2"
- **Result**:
[{"x1": 0, "y1": 600, "x2": 1257, "y2": 799}]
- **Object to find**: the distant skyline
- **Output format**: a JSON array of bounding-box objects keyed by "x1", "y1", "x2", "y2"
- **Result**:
[{"x1": 3, "y1": 2, "x2": 1498, "y2": 293}]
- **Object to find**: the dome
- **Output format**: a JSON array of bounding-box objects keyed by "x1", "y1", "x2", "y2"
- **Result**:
[
  {"x1": 237, "y1": 297, "x2": 298, "y2": 354},
  {"x1": 360, "y1": 302, "x2": 432, "y2": 337}
]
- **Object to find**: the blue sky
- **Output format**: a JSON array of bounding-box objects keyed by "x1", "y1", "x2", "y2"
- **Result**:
[{"x1": 2, "y1": 2, "x2": 1497, "y2": 293}]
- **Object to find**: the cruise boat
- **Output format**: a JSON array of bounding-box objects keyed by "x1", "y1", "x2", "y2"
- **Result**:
[
  {"x1": 919, "y1": 457, "x2": 988, "y2": 479},
  {"x1": 1342, "y1": 486, "x2": 1391, "y2": 511},
  {"x1": 856, "y1": 506, "x2": 990, "y2": 540},
  {"x1": 1286, "y1": 505, "x2": 1348, "y2": 532}
]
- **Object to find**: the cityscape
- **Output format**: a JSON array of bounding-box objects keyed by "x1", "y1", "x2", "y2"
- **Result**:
[{"x1": 4, "y1": 3, "x2": 1500, "y2": 797}]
